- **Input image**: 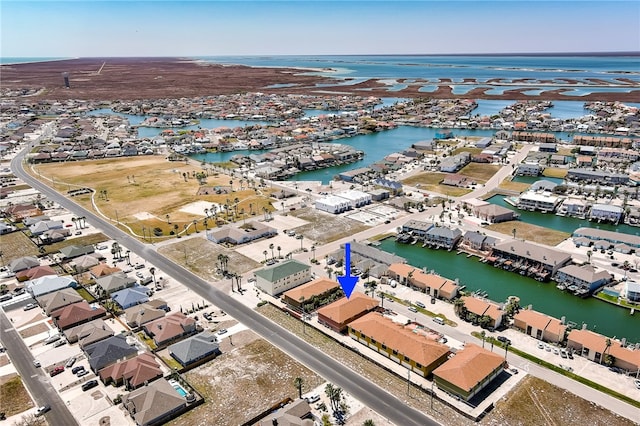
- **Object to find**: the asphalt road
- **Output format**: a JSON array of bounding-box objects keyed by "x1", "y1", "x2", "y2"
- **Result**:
[
  {"x1": 11, "y1": 148, "x2": 440, "y2": 425},
  {"x1": 0, "y1": 309, "x2": 79, "y2": 426}
]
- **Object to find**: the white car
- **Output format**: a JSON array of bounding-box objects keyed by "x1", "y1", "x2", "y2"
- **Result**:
[
  {"x1": 305, "y1": 394, "x2": 320, "y2": 403},
  {"x1": 634, "y1": 379, "x2": 640, "y2": 390}
]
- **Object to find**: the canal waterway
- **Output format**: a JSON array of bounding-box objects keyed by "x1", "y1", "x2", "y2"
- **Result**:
[
  {"x1": 486, "y1": 194, "x2": 640, "y2": 236},
  {"x1": 379, "y1": 238, "x2": 640, "y2": 342}
]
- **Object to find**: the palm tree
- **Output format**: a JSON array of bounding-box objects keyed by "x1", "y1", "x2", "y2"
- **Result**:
[
  {"x1": 294, "y1": 377, "x2": 304, "y2": 399},
  {"x1": 166, "y1": 214, "x2": 171, "y2": 224},
  {"x1": 299, "y1": 235, "x2": 304, "y2": 250},
  {"x1": 192, "y1": 219, "x2": 198, "y2": 233},
  {"x1": 586, "y1": 250, "x2": 593, "y2": 264},
  {"x1": 602, "y1": 338, "x2": 612, "y2": 365},
  {"x1": 277, "y1": 246, "x2": 282, "y2": 259},
  {"x1": 363, "y1": 420, "x2": 376, "y2": 426},
  {"x1": 184, "y1": 224, "x2": 189, "y2": 236},
  {"x1": 311, "y1": 245, "x2": 316, "y2": 261},
  {"x1": 512, "y1": 228, "x2": 516, "y2": 239},
  {"x1": 173, "y1": 224, "x2": 180, "y2": 237},
  {"x1": 203, "y1": 218, "x2": 209, "y2": 230},
  {"x1": 269, "y1": 243, "x2": 275, "y2": 260},
  {"x1": 480, "y1": 330, "x2": 486, "y2": 349},
  {"x1": 204, "y1": 208, "x2": 209, "y2": 218},
  {"x1": 71, "y1": 217, "x2": 78, "y2": 230},
  {"x1": 263, "y1": 250, "x2": 268, "y2": 263},
  {"x1": 149, "y1": 267, "x2": 156, "y2": 286}
]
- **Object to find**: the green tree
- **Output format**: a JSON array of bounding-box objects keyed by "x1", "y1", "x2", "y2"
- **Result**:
[
  {"x1": 363, "y1": 421, "x2": 376, "y2": 426},
  {"x1": 294, "y1": 377, "x2": 303, "y2": 399},
  {"x1": 269, "y1": 243, "x2": 275, "y2": 260}
]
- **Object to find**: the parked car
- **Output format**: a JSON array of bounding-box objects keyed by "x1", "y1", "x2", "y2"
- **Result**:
[
  {"x1": 82, "y1": 380, "x2": 99, "y2": 391},
  {"x1": 35, "y1": 405, "x2": 51, "y2": 416},
  {"x1": 53, "y1": 339, "x2": 66, "y2": 348},
  {"x1": 77, "y1": 369, "x2": 90, "y2": 377},
  {"x1": 23, "y1": 303, "x2": 37, "y2": 311},
  {"x1": 496, "y1": 336, "x2": 511, "y2": 345},
  {"x1": 33, "y1": 359, "x2": 41, "y2": 368},
  {"x1": 217, "y1": 328, "x2": 228, "y2": 335},
  {"x1": 634, "y1": 379, "x2": 640, "y2": 390},
  {"x1": 305, "y1": 394, "x2": 320, "y2": 403},
  {"x1": 65, "y1": 357, "x2": 77, "y2": 368},
  {"x1": 134, "y1": 264, "x2": 145, "y2": 270},
  {"x1": 71, "y1": 366, "x2": 84, "y2": 375},
  {"x1": 50, "y1": 366, "x2": 64, "y2": 377},
  {"x1": 44, "y1": 334, "x2": 61, "y2": 345},
  {"x1": 415, "y1": 301, "x2": 426, "y2": 309}
]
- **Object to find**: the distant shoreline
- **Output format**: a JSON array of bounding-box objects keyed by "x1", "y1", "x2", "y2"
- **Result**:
[{"x1": 0, "y1": 57, "x2": 78, "y2": 66}]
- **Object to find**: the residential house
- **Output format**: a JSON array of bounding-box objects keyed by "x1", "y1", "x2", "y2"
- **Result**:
[
  {"x1": 8, "y1": 256, "x2": 40, "y2": 273},
  {"x1": 622, "y1": 281, "x2": 640, "y2": 303},
  {"x1": 85, "y1": 334, "x2": 138, "y2": 373},
  {"x1": 58, "y1": 245, "x2": 95, "y2": 260},
  {"x1": 566, "y1": 168, "x2": 629, "y2": 185},
  {"x1": 334, "y1": 189, "x2": 372, "y2": 209},
  {"x1": 4, "y1": 203, "x2": 42, "y2": 222},
  {"x1": 572, "y1": 228, "x2": 640, "y2": 251},
  {"x1": 96, "y1": 272, "x2": 137, "y2": 295},
  {"x1": 460, "y1": 296, "x2": 505, "y2": 329},
  {"x1": 28, "y1": 220, "x2": 63, "y2": 236},
  {"x1": 424, "y1": 226, "x2": 462, "y2": 250},
  {"x1": 554, "y1": 264, "x2": 613, "y2": 294},
  {"x1": 36, "y1": 287, "x2": 84, "y2": 314},
  {"x1": 112, "y1": 285, "x2": 151, "y2": 310},
  {"x1": 491, "y1": 240, "x2": 572, "y2": 276},
  {"x1": 460, "y1": 231, "x2": 497, "y2": 252},
  {"x1": 122, "y1": 378, "x2": 188, "y2": 426},
  {"x1": 27, "y1": 275, "x2": 77, "y2": 298},
  {"x1": 99, "y1": 352, "x2": 163, "y2": 390},
  {"x1": 282, "y1": 278, "x2": 341, "y2": 311},
  {"x1": 557, "y1": 198, "x2": 589, "y2": 218},
  {"x1": 206, "y1": 221, "x2": 277, "y2": 245},
  {"x1": 473, "y1": 204, "x2": 517, "y2": 223},
  {"x1": 513, "y1": 309, "x2": 567, "y2": 343},
  {"x1": 401, "y1": 220, "x2": 433, "y2": 240},
  {"x1": 254, "y1": 259, "x2": 312, "y2": 296},
  {"x1": 386, "y1": 264, "x2": 459, "y2": 300},
  {"x1": 259, "y1": 399, "x2": 313, "y2": 426},
  {"x1": 168, "y1": 331, "x2": 222, "y2": 369},
  {"x1": 348, "y1": 312, "x2": 450, "y2": 377},
  {"x1": 439, "y1": 152, "x2": 470, "y2": 173},
  {"x1": 432, "y1": 343, "x2": 505, "y2": 401},
  {"x1": 16, "y1": 265, "x2": 57, "y2": 282},
  {"x1": 442, "y1": 174, "x2": 474, "y2": 188},
  {"x1": 567, "y1": 329, "x2": 640, "y2": 372},
  {"x1": 315, "y1": 195, "x2": 351, "y2": 214},
  {"x1": 125, "y1": 303, "x2": 167, "y2": 329},
  {"x1": 90, "y1": 263, "x2": 122, "y2": 278},
  {"x1": 143, "y1": 312, "x2": 197, "y2": 347},
  {"x1": 589, "y1": 204, "x2": 624, "y2": 223},
  {"x1": 317, "y1": 292, "x2": 379, "y2": 333},
  {"x1": 64, "y1": 318, "x2": 114, "y2": 347},
  {"x1": 516, "y1": 164, "x2": 543, "y2": 176},
  {"x1": 517, "y1": 191, "x2": 561, "y2": 213},
  {"x1": 51, "y1": 300, "x2": 107, "y2": 330}
]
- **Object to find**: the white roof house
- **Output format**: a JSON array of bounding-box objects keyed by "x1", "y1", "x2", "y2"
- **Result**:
[
  {"x1": 27, "y1": 275, "x2": 77, "y2": 298},
  {"x1": 315, "y1": 195, "x2": 351, "y2": 214}
]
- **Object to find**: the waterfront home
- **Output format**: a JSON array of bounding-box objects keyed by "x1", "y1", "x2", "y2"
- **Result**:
[
  {"x1": 373, "y1": 178, "x2": 403, "y2": 195},
  {"x1": 432, "y1": 343, "x2": 505, "y2": 402},
  {"x1": 572, "y1": 227, "x2": 640, "y2": 251},
  {"x1": 460, "y1": 296, "x2": 505, "y2": 329},
  {"x1": 122, "y1": 378, "x2": 189, "y2": 426},
  {"x1": 554, "y1": 264, "x2": 613, "y2": 294},
  {"x1": 51, "y1": 300, "x2": 107, "y2": 330},
  {"x1": 473, "y1": 204, "x2": 517, "y2": 224},
  {"x1": 461, "y1": 231, "x2": 497, "y2": 252},
  {"x1": 338, "y1": 167, "x2": 372, "y2": 182},
  {"x1": 576, "y1": 155, "x2": 594, "y2": 167},
  {"x1": 282, "y1": 278, "x2": 341, "y2": 311},
  {"x1": 566, "y1": 168, "x2": 629, "y2": 185},
  {"x1": 315, "y1": 195, "x2": 351, "y2": 214},
  {"x1": 254, "y1": 259, "x2": 312, "y2": 296},
  {"x1": 99, "y1": 352, "x2": 163, "y2": 390},
  {"x1": 512, "y1": 131, "x2": 556, "y2": 143},
  {"x1": 64, "y1": 319, "x2": 114, "y2": 348},
  {"x1": 490, "y1": 240, "x2": 572, "y2": 277},
  {"x1": 401, "y1": 219, "x2": 433, "y2": 240},
  {"x1": 557, "y1": 197, "x2": 589, "y2": 218},
  {"x1": 516, "y1": 163, "x2": 543, "y2": 176},
  {"x1": 386, "y1": 263, "x2": 460, "y2": 300},
  {"x1": 168, "y1": 331, "x2": 221, "y2": 369},
  {"x1": 516, "y1": 190, "x2": 561, "y2": 213},
  {"x1": 339, "y1": 241, "x2": 405, "y2": 272},
  {"x1": 206, "y1": 221, "x2": 277, "y2": 245},
  {"x1": 622, "y1": 281, "x2": 640, "y2": 303},
  {"x1": 348, "y1": 312, "x2": 450, "y2": 377},
  {"x1": 573, "y1": 135, "x2": 635, "y2": 149},
  {"x1": 36, "y1": 288, "x2": 84, "y2": 314},
  {"x1": 589, "y1": 204, "x2": 624, "y2": 224},
  {"x1": 567, "y1": 329, "x2": 640, "y2": 372},
  {"x1": 513, "y1": 309, "x2": 567, "y2": 344},
  {"x1": 597, "y1": 148, "x2": 639, "y2": 164},
  {"x1": 317, "y1": 292, "x2": 379, "y2": 333},
  {"x1": 424, "y1": 226, "x2": 462, "y2": 250}
]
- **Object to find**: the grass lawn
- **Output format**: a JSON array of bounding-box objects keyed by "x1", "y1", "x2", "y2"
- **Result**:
[
  {"x1": 498, "y1": 179, "x2": 530, "y2": 193},
  {"x1": 452, "y1": 147, "x2": 482, "y2": 156},
  {"x1": 0, "y1": 375, "x2": 34, "y2": 417},
  {"x1": 402, "y1": 172, "x2": 472, "y2": 197},
  {"x1": 41, "y1": 233, "x2": 110, "y2": 255},
  {"x1": 75, "y1": 287, "x2": 96, "y2": 303},
  {"x1": 542, "y1": 167, "x2": 568, "y2": 178},
  {"x1": 457, "y1": 163, "x2": 501, "y2": 182},
  {"x1": 486, "y1": 221, "x2": 570, "y2": 246},
  {"x1": 31, "y1": 157, "x2": 276, "y2": 241},
  {"x1": 0, "y1": 231, "x2": 39, "y2": 264}
]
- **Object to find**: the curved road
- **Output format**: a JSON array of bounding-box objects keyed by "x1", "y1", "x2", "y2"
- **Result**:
[{"x1": 11, "y1": 148, "x2": 439, "y2": 425}]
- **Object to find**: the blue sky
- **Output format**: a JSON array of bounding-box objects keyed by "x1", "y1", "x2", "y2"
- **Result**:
[{"x1": 2, "y1": 1, "x2": 639, "y2": 57}]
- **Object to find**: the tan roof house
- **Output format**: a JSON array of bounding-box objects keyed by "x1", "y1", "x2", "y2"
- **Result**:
[
  {"x1": 317, "y1": 292, "x2": 379, "y2": 333},
  {"x1": 282, "y1": 278, "x2": 341, "y2": 311},
  {"x1": 348, "y1": 312, "x2": 450, "y2": 377},
  {"x1": 432, "y1": 343, "x2": 505, "y2": 401},
  {"x1": 460, "y1": 296, "x2": 505, "y2": 329},
  {"x1": 122, "y1": 378, "x2": 188, "y2": 426},
  {"x1": 51, "y1": 300, "x2": 107, "y2": 330},
  {"x1": 99, "y1": 352, "x2": 163, "y2": 390},
  {"x1": 567, "y1": 329, "x2": 640, "y2": 371},
  {"x1": 513, "y1": 309, "x2": 567, "y2": 343},
  {"x1": 143, "y1": 312, "x2": 196, "y2": 347}
]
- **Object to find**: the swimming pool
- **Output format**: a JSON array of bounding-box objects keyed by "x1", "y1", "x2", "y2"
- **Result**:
[{"x1": 168, "y1": 379, "x2": 188, "y2": 398}]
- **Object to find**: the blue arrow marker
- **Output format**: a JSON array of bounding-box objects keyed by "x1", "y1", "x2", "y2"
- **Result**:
[{"x1": 337, "y1": 243, "x2": 358, "y2": 299}]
